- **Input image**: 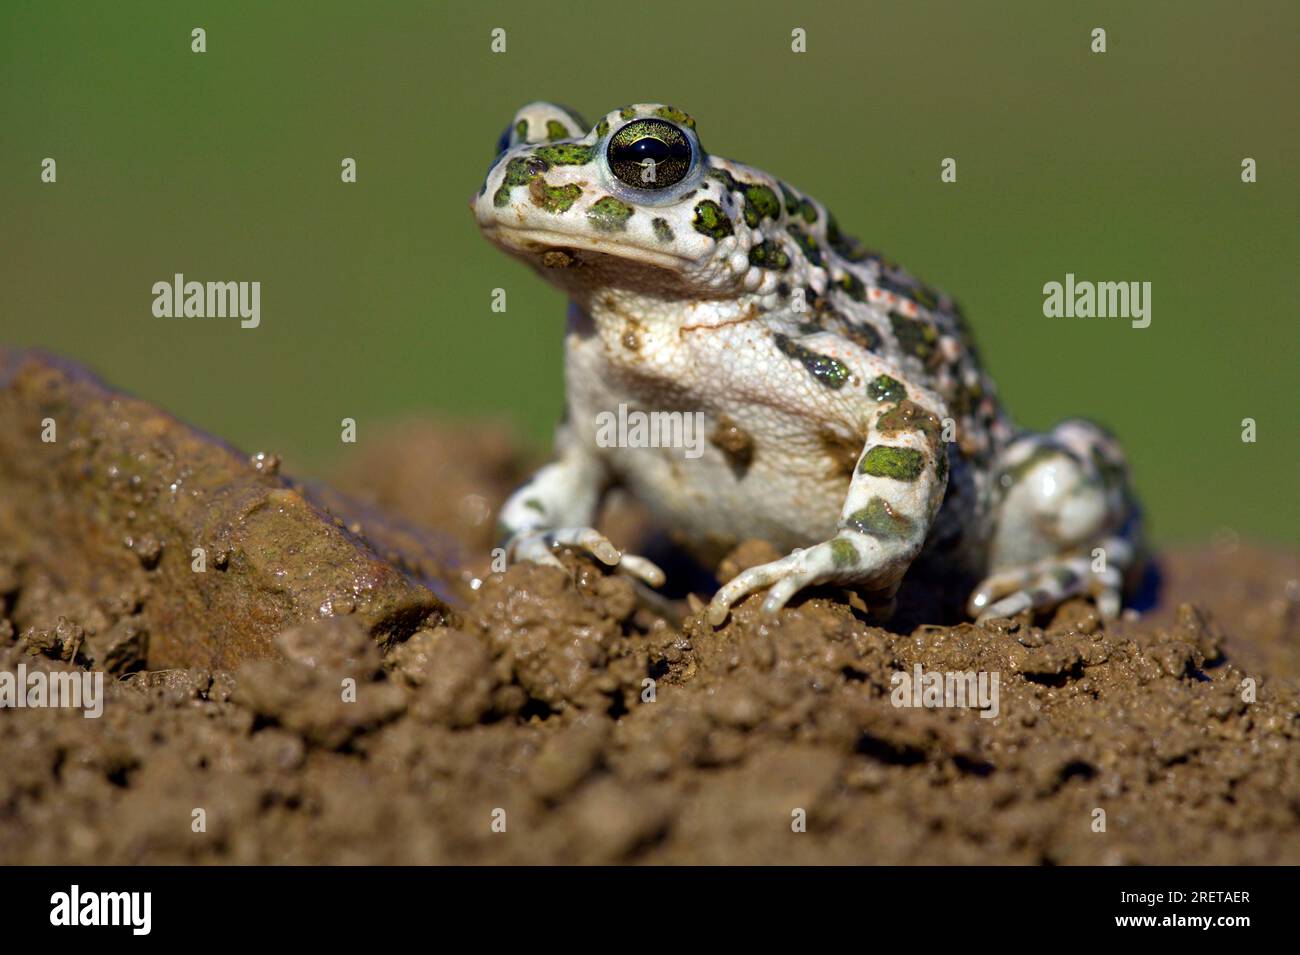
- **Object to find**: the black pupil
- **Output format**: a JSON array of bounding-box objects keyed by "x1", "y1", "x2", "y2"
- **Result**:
[
  {"x1": 607, "y1": 120, "x2": 692, "y2": 190},
  {"x1": 624, "y1": 137, "x2": 676, "y2": 164}
]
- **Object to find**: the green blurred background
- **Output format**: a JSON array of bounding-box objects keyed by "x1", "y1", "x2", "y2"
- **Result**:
[{"x1": 2, "y1": 0, "x2": 1296, "y2": 547}]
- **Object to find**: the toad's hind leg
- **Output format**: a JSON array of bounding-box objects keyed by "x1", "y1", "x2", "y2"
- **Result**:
[{"x1": 969, "y1": 419, "x2": 1142, "y2": 621}]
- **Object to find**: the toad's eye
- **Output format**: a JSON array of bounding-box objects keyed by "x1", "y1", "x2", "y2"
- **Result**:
[{"x1": 607, "y1": 119, "x2": 693, "y2": 190}]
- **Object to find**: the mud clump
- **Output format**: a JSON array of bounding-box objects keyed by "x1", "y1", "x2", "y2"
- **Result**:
[
  {"x1": 234, "y1": 618, "x2": 407, "y2": 749},
  {"x1": 1, "y1": 353, "x2": 1298, "y2": 864}
]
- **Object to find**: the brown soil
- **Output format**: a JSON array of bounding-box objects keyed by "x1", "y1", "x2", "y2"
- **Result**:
[{"x1": 1, "y1": 353, "x2": 1298, "y2": 864}]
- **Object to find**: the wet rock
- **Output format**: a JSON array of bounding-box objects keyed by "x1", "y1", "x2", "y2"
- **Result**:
[{"x1": 0, "y1": 349, "x2": 450, "y2": 668}]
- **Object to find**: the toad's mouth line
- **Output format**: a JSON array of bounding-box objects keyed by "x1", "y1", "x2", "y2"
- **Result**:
[{"x1": 479, "y1": 224, "x2": 698, "y2": 272}]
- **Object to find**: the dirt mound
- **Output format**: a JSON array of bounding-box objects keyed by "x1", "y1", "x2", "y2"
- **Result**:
[{"x1": 1, "y1": 353, "x2": 1297, "y2": 864}]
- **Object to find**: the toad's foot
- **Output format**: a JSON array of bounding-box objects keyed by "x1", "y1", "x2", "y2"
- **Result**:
[
  {"x1": 975, "y1": 420, "x2": 1142, "y2": 622},
  {"x1": 496, "y1": 434, "x2": 666, "y2": 588},
  {"x1": 705, "y1": 532, "x2": 907, "y2": 628},
  {"x1": 508, "y1": 527, "x2": 666, "y2": 587},
  {"x1": 967, "y1": 536, "x2": 1135, "y2": 622}
]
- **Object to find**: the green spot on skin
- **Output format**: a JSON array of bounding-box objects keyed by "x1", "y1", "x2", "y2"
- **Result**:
[
  {"x1": 837, "y1": 272, "x2": 866, "y2": 302},
  {"x1": 707, "y1": 168, "x2": 741, "y2": 193},
  {"x1": 773, "y1": 333, "x2": 850, "y2": 389},
  {"x1": 588, "y1": 196, "x2": 633, "y2": 231},
  {"x1": 859, "y1": 446, "x2": 926, "y2": 481},
  {"x1": 879, "y1": 275, "x2": 928, "y2": 309},
  {"x1": 826, "y1": 313, "x2": 880, "y2": 353},
  {"x1": 652, "y1": 217, "x2": 674, "y2": 243},
  {"x1": 494, "y1": 155, "x2": 554, "y2": 207},
  {"x1": 748, "y1": 240, "x2": 790, "y2": 270},
  {"x1": 950, "y1": 383, "x2": 975, "y2": 418},
  {"x1": 888, "y1": 311, "x2": 938, "y2": 363},
  {"x1": 535, "y1": 143, "x2": 594, "y2": 166},
  {"x1": 846, "y1": 326, "x2": 881, "y2": 352},
  {"x1": 595, "y1": 119, "x2": 610, "y2": 137},
  {"x1": 786, "y1": 225, "x2": 824, "y2": 267},
  {"x1": 545, "y1": 119, "x2": 570, "y2": 142},
  {"x1": 503, "y1": 155, "x2": 549, "y2": 185},
  {"x1": 654, "y1": 105, "x2": 696, "y2": 129},
  {"x1": 779, "y1": 183, "x2": 800, "y2": 214},
  {"x1": 844, "y1": 496, "x2": 915, "y2": 540},
  {"x1": 830, "y1": 537, "x2": 859, "y2": 569},
  {"x1": 515, "y1": 119, "x2": 528, "y2": 141},
  {"x1": 619, "y1": 106, "x2": 636, "y2": 119},
  {"x1": 799, "y1": 199, "x2": 818, "y2": 224},
  {"x1": 936, "y1": 448, "x2": 949, "y2": 482},
  {"x1": 913, "y1": 286, "x2": 940, "y2": 310},
  {"x1": 826, "y1": 214, "x2": 870, "y2": 261},
  {"x1": 524, "y1": 498, "x2": 546, "y2": 514},
  {"x1": 868, "y1": 374, "x2": 907, "y2": 403},
  {"x1": 532, "y1": 180, "x2": 582, "y2": 213},
  {"x1": 741, "y1": 184, "x2": 781, "y2": 227},
  {"x1": 692, "y1": 200, "x2": 734, "y2": 239},
  {"x1": 877, "y1": 400, "x2": 942, "y2": 450}
]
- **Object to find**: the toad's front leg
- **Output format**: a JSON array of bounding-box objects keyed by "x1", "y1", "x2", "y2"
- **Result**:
[
  {"x1": 498, "y1": 427, "x2": 665, "y2": 586},
  {"x1": 707, "y1": 404, "x2": 949, "y2": 627}
]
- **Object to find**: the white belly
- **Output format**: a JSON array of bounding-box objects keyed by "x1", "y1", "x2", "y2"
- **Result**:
[{"x1": 564, "y1": 328, "x2": 851, "y2": 557}]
